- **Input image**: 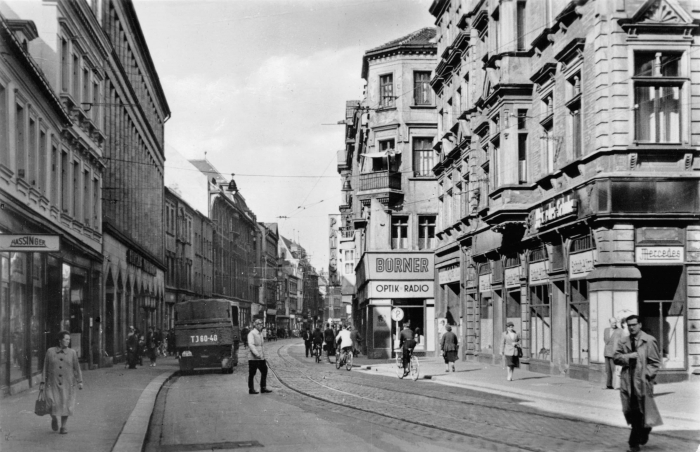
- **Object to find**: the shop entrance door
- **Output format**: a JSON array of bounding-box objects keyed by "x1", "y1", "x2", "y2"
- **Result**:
[{"x1": 639, "y1": 266, "x2": 685, "y2": 370}]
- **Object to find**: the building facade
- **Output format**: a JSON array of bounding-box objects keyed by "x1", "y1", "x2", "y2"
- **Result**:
[
  {"x1": 430, "y1": 0, "x2": 700, "y2": 382},
  {"x1": 258, "y1": 223, "x2": 280, "y2": 329},
  {"x1": 339, "y1": 28, "x2": 439, "y2": 359},
  {"x1": 0, "y1": 1, "x2": 105, "y2": 392}
]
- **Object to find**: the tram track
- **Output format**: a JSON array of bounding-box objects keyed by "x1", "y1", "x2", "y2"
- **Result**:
[{"x1": 268, "y1": 343, "x2": 698, "y2": 452}]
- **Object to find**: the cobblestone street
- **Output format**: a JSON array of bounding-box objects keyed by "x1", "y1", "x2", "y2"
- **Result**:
[{"x1": 144, "y1": 340, "x2": 699, "y2": 452}]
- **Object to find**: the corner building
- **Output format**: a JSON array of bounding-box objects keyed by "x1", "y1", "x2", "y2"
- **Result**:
[
  {"x1": 339, "y1": 28, "x2": 439, "y2": 359},
  {"x1": 430, "y1": 0, "x2": 700, "y2": 382}
]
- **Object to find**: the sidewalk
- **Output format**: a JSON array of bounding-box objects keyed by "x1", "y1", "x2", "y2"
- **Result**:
[
  {"x1": 354, "y1": 355, "x2": 700, "y2": 434},
  {"x1": 0, "y1": 357, "x2": 179, "y2": 452}
]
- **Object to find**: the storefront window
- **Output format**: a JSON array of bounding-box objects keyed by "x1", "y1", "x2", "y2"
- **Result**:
[
  {"x1": 530, "y1": 284, "x2": 551, "y2": 361},
  {"x1": 506, "y1": 290, "x2": 521, "y2": 336},
  {"x1": 30, "y1": 254, "x2": 45, "y2": 376},
  {"x1": 569, "y1": 280, "x2": 589, "y2": 365},
  {"x1": 9, "y1": 253, "x2": 28, "y2": 383},
  {"x1": 479, "y1": 294, "x2": 493, "y2": 353},
  {"x1": 639, "y1": 266, "x2": 685, "y2": 370},
  {"x1": 1, "y1": 253, "x2": 10, "y2": 387},
  {"x1": 62, "y1": 264, "x2": 87, "y2": 359},
  {"x1": 392, "y1": 300, "x2": 426, "y2": 351}
]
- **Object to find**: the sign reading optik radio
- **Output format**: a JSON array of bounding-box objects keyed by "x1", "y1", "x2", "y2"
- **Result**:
[
  {"x1": 0, "y1": 234, "x2": 60, "y2": 252},
  {"x1": 367, "y1": 281, "x2": 434, "y2": 298}
]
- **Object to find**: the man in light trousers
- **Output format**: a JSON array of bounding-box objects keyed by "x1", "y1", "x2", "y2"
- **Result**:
[{"x1": 248, "y1": 319, "x2": 272, "y2": 395}]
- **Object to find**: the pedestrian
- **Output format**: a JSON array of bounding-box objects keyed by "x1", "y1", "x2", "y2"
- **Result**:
[
  {"x1": 126, "y1": 327, "x2": 138, "y2": 369},
  {"x1": 167, "y1": 329, "x2": 176, "y2": 356},
  {"x1": 441, "y1": 325, "x2": 459, "y2": 372},
  {"x1": 138, "y1": 333, "x2": 146, "y2": 366},
  {"x1": 323, "y1": 323, "x2": 335, "y2": 363},
  {"x1": 40, "y1": 331, "x2": 83, "y2": 434},
  {"x1": 302, "y1": 328, "x2": 312, "y2": 357},
  {"x1": 604, "y1": 317, "x2": 624, "y2": 389},
  {"x1": 241, "y1": 325, "x2": 250, "y2": 349},
  {"x1": 312, "y1": 326, "x2": 324, "y2": 358},
  {"x1": 349, "y1": 326, "x2": 362, "y2": 356},
  {"x1": 500, "y1": 321, "x2": 521, "y2": 381},
  {"x1": 146, "y1": 326, "x2": 158, "y2": 367},
  {"x1": 613, "y1": 315, "x2": 662, "y2": 452},
  {"x1": 398, "y1": 322, "x2": 416, "y2": 377},
  {"x1": 247, "y1": 319, "x2": 272, "y2": 395}
]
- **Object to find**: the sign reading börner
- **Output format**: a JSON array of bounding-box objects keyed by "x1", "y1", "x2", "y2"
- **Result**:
[
  {"x1": 0, "y1": 234, "x2": 60, "y2": 252},
  {"x1": 366, "y1": 252, "x2": 434, "y2": 280}
]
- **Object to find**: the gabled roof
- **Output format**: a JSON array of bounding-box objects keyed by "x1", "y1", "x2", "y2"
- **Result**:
[{"x1": 361, "y1": 27, "x2": 437, "y2": 79}]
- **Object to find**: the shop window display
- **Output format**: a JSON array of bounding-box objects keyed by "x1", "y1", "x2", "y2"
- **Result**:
[
  {"x1": 505, "y1": 290, "x2": 521, "y2": 336},
  {"x1": 569, "y1": 280, "x2": 589, "y2": 365},
  {"x1": 530, "y1": 284, "x2": 551, "y2": 361},
  {"x1": 479, "y1": 294, "x2": 493, "y2": 353},
  {"x1": 30, "y1": 254, "x2": 45, "y2": 376}
]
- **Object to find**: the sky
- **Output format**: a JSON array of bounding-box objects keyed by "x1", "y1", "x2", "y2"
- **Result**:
[{"x1": 133, "y1": 0, "x2": 435, "y2": 271}]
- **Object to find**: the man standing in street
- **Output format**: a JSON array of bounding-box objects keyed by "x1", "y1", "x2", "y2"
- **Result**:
[
  {"x1": 302, "y1": 328, "x2": 312, "y2": 357},
  {"x1": 247, "y1": 320, "x2": 272, "y2": 395},
  {"x1": 323, "y1": 323, "x2": 335, "y2": 364},
  {"x1": 604, "y1": 317, "x2": 624, "y2": 389},
  {"x1": 613, "y1": 315, "x2": 662, "y2": 452}
]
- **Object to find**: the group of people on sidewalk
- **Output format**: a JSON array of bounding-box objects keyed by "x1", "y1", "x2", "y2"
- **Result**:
[
  {"x1": 494, "y1": 314, "x2": 663, "y2": 452},
  {"x1": 125, "y1": 326, "x2": 174, "y2": 369}
]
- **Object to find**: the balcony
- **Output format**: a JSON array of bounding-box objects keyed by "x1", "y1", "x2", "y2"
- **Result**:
[{"x1": 357, "y1": 171, "x2": 402, "y2": 206}]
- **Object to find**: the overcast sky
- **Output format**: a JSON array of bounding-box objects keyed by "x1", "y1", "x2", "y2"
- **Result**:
[{"x1": 133, "y1": 0, "x2": 434, "y2": 270}]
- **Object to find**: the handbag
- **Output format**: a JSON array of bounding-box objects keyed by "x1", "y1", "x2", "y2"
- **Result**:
[
  {"x1": 35, "y1": 388, "x2": 49, "y2": 416},
  {"x1": 516, "y1": 345, "x2": 523, "y2": 358}
]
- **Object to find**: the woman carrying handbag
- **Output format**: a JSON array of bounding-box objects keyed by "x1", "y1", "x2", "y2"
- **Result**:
[
  {"x1": 500, "y1": 322, "x2": 521, "y2": 381},
  {"x1": 40, "y1": 331, "x2": 83, "y2": 434}
]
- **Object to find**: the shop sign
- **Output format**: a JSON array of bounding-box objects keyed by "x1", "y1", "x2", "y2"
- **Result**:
[
  {"x1": 438, "y1": 264, "x2": 460, "y2": 284},
  {"x1": 529, "y1": 261, "x2": 549, "y2": 284},
  {"x1": 478, "y1": 274, "x2": 492, "y2": 292},
  {"x1": 504, "y1": 267, "x2": 521, "y2": 288},
  {"x1": 366, "y1": 252, "x2": 434, "y2": 280},
  {"x1": 367, "y1": 281, "x2": 434, "y2": 298},
  {"x1": 0, "y1": 234, "x2": 60, "y2": 252},
  {"x1": 532, "y1": 194, "x2": 577, "y2": 231},
  {"x1": 267, "y1": 309, "x2": 277, "y2": 315},
  {"x1": 636, "y1": 246, "x2": 684, "y2": 264},
  {"x1": 570, "y1": 251, "x2": 595, "y2": 279},
  {"x1": 127, "y1": 249, "x2": 157, "y2": 276}
]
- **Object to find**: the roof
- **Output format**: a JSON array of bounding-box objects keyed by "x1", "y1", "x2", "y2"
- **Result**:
[{"x1": 361, "y1": 27, "x2": 437, "y2": 79}]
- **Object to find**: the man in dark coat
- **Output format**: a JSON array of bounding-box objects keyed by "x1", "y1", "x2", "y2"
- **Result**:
[
  {"x1": 613, "y1": 315, "x2": 662, "y2": 452},
  {"x1": 302, "y1": 328, "x2": 312, "y2": 357},
  {"x1": 398, "y1": 323, "x2": 416, "y2": 376},
  {"x1": 323, "y1": 324, "x2": 335, "y2": 363}
]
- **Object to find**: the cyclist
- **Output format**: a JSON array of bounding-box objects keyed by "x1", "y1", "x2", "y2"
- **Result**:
[
  {"x1": 312, "y1": 326, "x2": 324, "y2": 359},
  {"x1": 335, "y1": 325, "x2": 353, "y2": 365},
  {"x1": 398, "y1": 322, "x2": 416, "y2": 377}
]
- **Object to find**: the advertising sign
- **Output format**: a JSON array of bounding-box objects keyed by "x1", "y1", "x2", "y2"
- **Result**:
[
  {"x1": 529, "y1": 261, "x2": 549, "y2": 285},
  {"x1": 636, "y1": 247, "x2": 684, "y2": 264},
  {"x1": 366, "y1": 252, "x2": 434, "y2": 280},
  {"x1": 367, "y1": 281, "x2": 434, "y2": 298},
  {"x1": 570, "y1": 250, "x2": 595, "y2": 279},
  {"x1": 531, "y1": 193, "x2": 577, "y2": 231},
  {"x1": 0, "y1": 234, "x2": 60, "y2": 252},
  {"x1": 504, "y1": 267, "x2": 521, "y2": 288},
  {"x1": 438, "y1": 264, "x2": 460, "y2": 284},
  {"x1": 478, "y1": 274, "x2": 492, "y2": 292}
]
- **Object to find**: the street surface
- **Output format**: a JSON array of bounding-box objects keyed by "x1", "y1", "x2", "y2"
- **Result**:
[{"x1": 145, "y1": 339, "x2": 699, "y2": 452}]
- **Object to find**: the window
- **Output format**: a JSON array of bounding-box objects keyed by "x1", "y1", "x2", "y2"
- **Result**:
[
  {"x1": 50, "y1": 144, "x2": 58, "y2": 204},
  {"x1": 569, "y1": 279, "x2": 589, "y2": 365},
  {"x1": 518, "y1": 134, "x2": 527, "y2": 184},
  {"x1": 83, "y1": 169, "x2": 90, "y2": 224},
  {"x1": 479, "y1": 293, "x2": 493, "y2": 353},
  {"x1": 530, "y1": 284, "x2": 551, "y2": 360},
  {"x1": 413, "y1": 137, "x2": 433, "y2": 176},
  {"x1": 61, "y1": 38, "x2": 69, "y2": 92},
  {"x1": 93, "y1": 178, "x2": 99, "y2": 228},
  {"x1": 418, "y1": 216, "x2": 436, "y2": 250},
  {"x1": 0, "y1": 84, "x2": 5, "y2": 166},
  {"x1": 72, "y1": 161, "x2": 80, "y2": 217},
  {"x1": 380, "y1": 74, "x2": 394, "y2": 108},
  {"x1": 72, "y1": 55, "x2": 80, "y2": 98},
  {"x1": 61, "y1": 151, "x2": 68, "y2": 211},
  {"x1": 414, "y1": 71, "x2": 431, "y2": 105},
  {"x1": 516, "y1": 1, "x2": 527, "y2": 51},
  {"x1": 16, "y1": 104, "x2": 25, "y2": 179},
  {"x1": 92, "y1": 81, "x2": 100, "y2": 123},
  {"x1": 544, "y1": 124, "x2": 554, "y2": 174},
  {"x1": 82, "y1": 68, "x2": 90, "y2": 106},
  {"x1": 343, "y1": 250, "x2": 354, "y2": 274},
  {"x1": 39, "y1": 130, "x2": 47, "y2": 195},
  {"x1": 634, "y1": 51, "x2": 682, "y2": 143},
  {"x1": 28, "y1": 117, "x2": 36, "y2": 184},
  {"x1": 391, "y1": 216, "x2": 408, "y2": 249}
]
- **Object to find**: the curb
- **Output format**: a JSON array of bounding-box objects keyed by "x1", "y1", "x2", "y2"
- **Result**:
[{"x1": 111, "y1": 370, "x2": 177, "y2": 452}]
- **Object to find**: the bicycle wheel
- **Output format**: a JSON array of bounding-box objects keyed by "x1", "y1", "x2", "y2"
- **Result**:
[
  {"x1": 346, "y1": 352, "x2": 353, "y2": 371},
  {"x1": 410, "y1": 355, "x2": 419, "y2": 381},
  {"x1": 335, "y1": 351, "x2": 341, "y2": 369},
  {"x1": 315, "y1": 348, "x2": 320, "y2": 363},
  {"x1": 395, "y1": 353, "x2": 404, "y2": 378}
]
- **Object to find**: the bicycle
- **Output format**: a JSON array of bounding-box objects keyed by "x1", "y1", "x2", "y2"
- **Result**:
[
  {"x1": 313, "y1": 343, "x2": 322, "y2": 363},
  {"x1": 335, "y1": 347, "x2": 353, "y2": 371},
  {"x1": 395, "y1": 350, "x2": 419, "y2": 380}
]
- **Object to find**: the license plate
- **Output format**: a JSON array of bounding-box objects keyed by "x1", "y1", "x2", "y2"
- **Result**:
[
  {"x1": 181, "y1": 351, "x2": 192, "y2": 357},
  {"x1": 189, "y1": 334, "x2": 218, "y2": 344}
]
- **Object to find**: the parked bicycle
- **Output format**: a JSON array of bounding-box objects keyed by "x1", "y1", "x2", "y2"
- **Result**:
[
  {"x1": 395, "y1": 350, "x2": 419, "y2": 380},
  {"x1": 335, "y1": 346, "x2": 353, "y2": 371}
]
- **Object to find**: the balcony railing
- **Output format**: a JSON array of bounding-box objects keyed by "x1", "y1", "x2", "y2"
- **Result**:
[{"x1": 359, "y1": 171, "x2": 401, "y2": 191}]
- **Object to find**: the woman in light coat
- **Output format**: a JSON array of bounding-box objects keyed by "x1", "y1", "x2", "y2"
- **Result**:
[
  {"x1": 500, "y1": 322, "x2": 521, "y2": 381},
  {"x1": 41, "y1": 331, "x2": 83, "y2": 434}
]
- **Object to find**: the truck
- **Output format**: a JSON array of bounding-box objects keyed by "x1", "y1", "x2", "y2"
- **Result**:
[{"x1": 174, "y1": 298, "x2": 240, "y2": 374}]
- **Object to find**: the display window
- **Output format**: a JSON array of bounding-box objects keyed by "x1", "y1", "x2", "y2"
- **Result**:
[
  {"x1": 569, "y1": 280, "x2": 589, "y2": 365},
  {"x1": 479, "y1": 293, "x2": 493, "y2": 353},
  {"x1": 530, "y1": 284, "x2": 551, "y2": 361},
  {"x1": 505, "y1": 290, "x2": 522, "y2": 336},
  {"x1": 391, "y1": 300, "x2": 426, "y2": 351}
]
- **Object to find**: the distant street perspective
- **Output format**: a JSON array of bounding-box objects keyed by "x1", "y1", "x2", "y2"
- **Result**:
[{"x1": 2, "y1": 0, "x2": 700, "y2": 452}]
